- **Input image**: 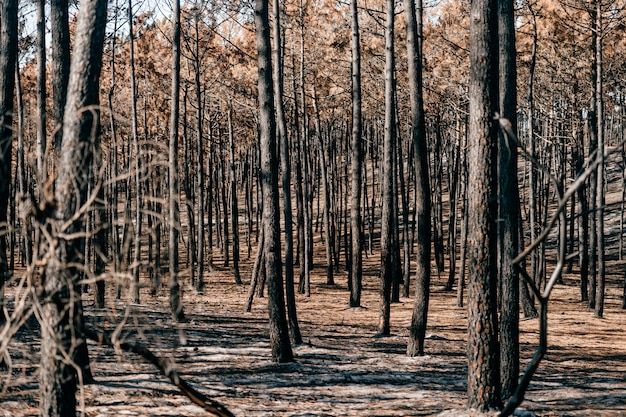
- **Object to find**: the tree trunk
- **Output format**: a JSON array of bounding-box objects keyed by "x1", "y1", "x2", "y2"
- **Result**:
[
  {"x1": 39, "y1": 0, "x2": 107, "y2": 413},
  {"x1": 349, "y1": 0, "x2": 363, "y2": 307},
  {"x1": 228, "y1": 107, "x2": 242, "y2": 284},
  {"x1": 254, "y1": 0, "x2": 294, "y2": 363},
  {"x1": 594, "y1": 2, "x2": 605, "y2": 318},
  {"x1": 50, "y1": 0, "x2": 71, "y2": 151},
  {"x1": 15, "y1": 62, "x2": 33, "y2": 269},
  {"x1": 406, "y1": 0, "x2": 431, "y2": 356},
  {"x1": 378, "y1": 0, "x2": 396, "y2": 337},
  {"x1": 466, "y1": 0, "x2": 501, "y2": 408},
  {"x1": 128, "y1": 0, "x2": 142, "y2": 304},
  {"x1": 312, "y1": 85, "x2": 334, "y2": 285},
  {"x1": 194, "y1": 35, "x2": 205, "y2": 293},
  {"x1": 169, "y1": 0, "x2": 185, "y2": 322},
  {"x1": 36, "y1": 0, "x2": 47, "y2": 181},
  {"x1": 0, "y1": 0, "x2": 18, "y2": 324},
  {"x1": 498, "y1": 0, "x2": 520, "y2": 399},
  {"x1": 273, "y1": 0, "x2": 302, "y2": 344}
]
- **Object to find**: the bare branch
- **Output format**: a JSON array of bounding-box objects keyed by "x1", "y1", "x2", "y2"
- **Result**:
[{"x1": 84, "y1": 327, "x2": 236, "y2": 417}]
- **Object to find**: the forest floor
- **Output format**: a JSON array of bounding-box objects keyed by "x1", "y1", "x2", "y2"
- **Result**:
[{"x1": 1, "y1": 252, "x2": 626, "y2": 417}]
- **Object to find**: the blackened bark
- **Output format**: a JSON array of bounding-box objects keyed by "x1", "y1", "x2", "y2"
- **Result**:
[
  {"x1": 312, "y1": 86, "x2": 334, "y2": 285},
  {"x1": 466, "y1": 0, "x2": 502, "y2": 408},
  {"x1": 406, "y1": 0, "x2": 431, "y2": 356},
  {"x1": 272, "y1": 0, "x2": 302, "y2": 344},
  {"x1": 0, "y1": 0, "x2": 18, "y2": 324},
  {"x1": 51, "y1": 0, "x2": 71, "y2": 150},
  {"x1": 169, "y1": 0, "x2": 185, "y2": 322},
  {"x1": 40, "y1": 0, "x2": 107, "y2": 413},
  {"x1": 594, "y1": 2, "x2": 605, "y2": 318},
  {"x1": 498, "y1": 0, "x2": 520, "y2": 399},
  {"x1": 378, "y1": 0, "x2": 396, "y2": 336},
  {"x1": 349, "y1": 0, "x2": 363, "y2": 306},
  {"x1": 254, "y1": 0, "x2": 294, "y2": 362},
  {"x1": 195, "y1": 43, "x2": 205, "y2": 293},
  {"x1": 36, "y1": 0, "x2": 46, "y2": 178},
  {"x1": 228, "y1": 107, "x2": 242, "y2": 284},
  {"x1": 128, "y1": 0, "x2": 142, "y2": 304}
]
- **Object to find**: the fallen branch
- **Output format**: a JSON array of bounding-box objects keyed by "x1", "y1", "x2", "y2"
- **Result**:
[{"x1": 84, "y1": 327, "x2": 236, "y2": 417}]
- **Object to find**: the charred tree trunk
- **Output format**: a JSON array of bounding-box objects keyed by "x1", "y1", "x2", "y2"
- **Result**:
[
  {"x1": 51, "y1": 0, "x2": 70, "y2": 151},
  {"x1": 254, "y1": 0, "x2": 294, "y2": 362},
  {"x1": 128, "y1": 0, "x2": 142, "y2": 303},
  {"x1": 594, "y1": 3, "x2": 605, "y2": 318},
  {"x1": 273, "y1": 0, "x2": 302, "y2": 344},
  {"x1": 227, "y1": 107, "x2": 241, "y2": 284},
  {"x1": 378, "y1": 0, "x2": 396, "y2": 337},
  {"x1": 498, "y1": 0, "x2": 520, "y2": 399},
  {"x1": 194, "y1": 37, "x2": 205, "y2": 293},
  {"x1": 39, "y1": 0, "x2": 107, "y2": 412},
  {"x1": 406, "y1": 0, "x2": 431, "y2": 356},
  {"x1": 312, "y1": 85, "x2": 334, "y2": 285},
  {"x1": 349, "y1": 0, "x2": 364, "y2": 306},
  {"x1": 168, "y1": 0, "x2": 185, "y2": 322},
  {"x1": 36, "y1": 0, "x2": 46, "y2": 181},
  {"x1": 0, "y1": 0, "x2": 18, "y2": 324},
  {"x1": 466, "y1": 0, "x2": 502, "y2": 408}
]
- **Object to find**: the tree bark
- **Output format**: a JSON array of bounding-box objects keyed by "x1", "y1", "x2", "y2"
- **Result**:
[
  {"x1": 228, "y1": 107, "x2": 242, "y2": 284},
  {"x1": 378, "y1": 0, "x2": 396, "y2": 337},
  {"x1": 50, "y1": 0, "x2": 71, "y2": 151},
  {"x1": 406, "y1": 0, "x2": 431, "y2": 356},
  {"x1": 39, "y1": 0, "x2": 107, "y2": 413},
  {"x1": 594, "y1": 1, "x2": 605, "y2": 318},
  {"x1": 0, "y1": 0, "x2": 18, "y2": 324},
  {"x1": 128, "y1": 0, "x2": 142, "y2": 304},
  {"x1": 194, "y1": 28, "x2": 205, "y2": 293},
  {"x1": 466, "y1": 0, "x2": 502, "y2": 408},
  {"x1": 254, "y1": 0, "x2": 294, "y2": 362},
  {"x1": 498, "y1": 0, "x2": 520, "y2": 399},
  {"x1": 169, "y1": 0, "x2": 185, "y2": 322},
  {"x1": 272, "y1": 0, "x2": 302, "y2": 344},
  {"x1": 349, "y1": 0, "x2": 363, "y2": 307},
  {"x1": 36, "y1": 0, "x2": 47, "y2": 181},
  {"x1": 312, "y1": 85, "x2": 334, "y2": 285}
]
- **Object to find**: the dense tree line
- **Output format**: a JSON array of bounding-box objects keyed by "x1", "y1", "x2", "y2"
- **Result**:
[{"x1": 0, "y1": 0, "x2": 625, "y2": 415}]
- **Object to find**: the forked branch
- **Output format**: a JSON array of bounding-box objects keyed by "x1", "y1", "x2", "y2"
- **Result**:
[{"x1": 497, "y1": 116, "x2": 616, "y2": 417}]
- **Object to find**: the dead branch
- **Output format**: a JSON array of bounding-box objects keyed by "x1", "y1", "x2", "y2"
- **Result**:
[
  {"x1": 83, "y1": 327, "x2": 236, "y2": 417},
  {"x1": 497, "y1": 116, "x2": 623, "y2": 417}
]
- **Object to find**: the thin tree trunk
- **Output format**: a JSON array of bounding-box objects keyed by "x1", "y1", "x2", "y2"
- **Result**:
[
  {"x1": 0, "y1": 0, "x2": 18, "y2": 324},
  {"x1": 254, "y1": 0, "x2": 294, "y2": 362},
  {"x1": 36, "y1": 0, "x2": 47, "y2": 182},
  {"x1": 182, "y1": 91, "x2": 197, "y2": 283},
  {"x1": 273, "y1": 0, "x2": 302, "y2": 344},
  {"x1": 297, "y1": 2, "x2": 313, "y2": 294},
  {"x1": 312, "y1": 85, "x2": 334, "y2": 285},
  {"x1": 50, "y1": 0, "x2": 70, "y2": 151},
  {"x1": 245, "y1": 231, "x2": 264, "y2": 312},
  {"x1": 194, "y1": 36, "x2": 205, "y2": 293},
  {"x1": 594, "y1": 3, "x2": 605, "y2": 318},
  {"x1": 406, "y1": 0, "x2": 431, "y2": 356},
  {"x1": 128, "y1": 0, "x2": 142, "y2": 304},
  {"x1": 226, "y1": 107, "x2": 241, "y2": 284},
  {"x1": 378, "y1": 0, "x2": 396, "y2": 337},
  {"x1": 498, "y1": 0, "x2": 521, "y2": 398},
  {"x1": 107, "y1": 3, "x2": 121, "y2": 280},
  {"x1": 15, "y1": 61, "x2": 33, "y2": 268},
  {"x1": 169, "y1": 0, "x2": 185, "y2": 322},
  {"x1": 349, "y1": 0, "x2": 363, "y2": 306}
]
